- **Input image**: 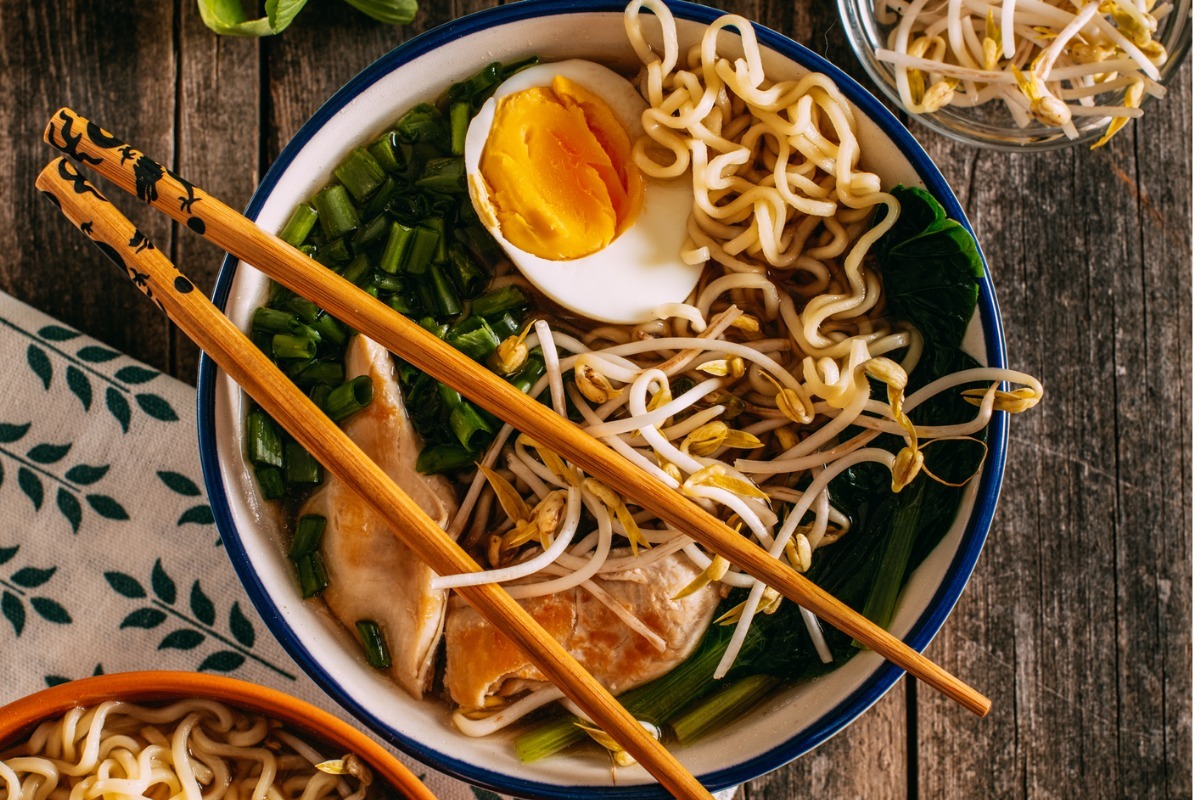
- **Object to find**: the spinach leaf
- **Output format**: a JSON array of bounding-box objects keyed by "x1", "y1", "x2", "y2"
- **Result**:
[{"x1": 875, "y1": 185, "x2": 983, "y2": 351}]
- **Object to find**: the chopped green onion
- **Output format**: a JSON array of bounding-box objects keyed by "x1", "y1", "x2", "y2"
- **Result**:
[
  {"x1": 254, "y1": 465, "x2": 286, "y2": 501},
  {"x1": 449, "y1": 402, "x2": 493, "y2": 452},
  {"x1": 424, "y1": 216, "x2": 448, "y2": 264},
  {"x1": 373, "y1": 272, "x2": 405, "y2": 293},
  {"x1": 294, "y1": 551, "x2": 329, "y2": 598},
  {"x1": 323, "y1": 376, "x2": 373, "y2": 422},
  {"x1": 340, "y1": 254, "x2": 372, "y2": 286},
  {"x1": 438, "y1": 382, "x2": 463, "y2": 409},
  {"x1": 502, "y1": 55, "x2": 540, "y2": 78},
  {"x1": 284, "y1": 441, "x2": 322, "y2": 485},
  {"x1": 253, "y1": 307, "x2": 299, "y2": 335},
  {"x1": 289, "y1": 514, "x2": 327, "y2": 559},
  {"x1": 313, "y1": 184, "x2": 359, "y2": 239},
  {"x1": 380, "y1": 222, "x2": 414, "y2": 274},
  {"x1": 403, "y1": 225, "x2": 440, "y2": 275},
  {"x1": 252, "y1": 331, "x2": 273, "y2": 355},
  {"x1": 473, "y1": 285, "x2": 528, "y2": 318},
  {"x1": 418, "y1": 316, "x2": 449, "y2": 339},
  {"x1": 416, "y1": 443, "x2": 476, "y2": 474},
  {"x1": 355, "y1": 619, "x2": 392, "y2": 668},
  {"x1": 309, "y1": 383, "x2": 332, "y2": 409},
  {"x1": 281, "y1": 298, "x2": 317, "y2": 325},
  {"x1": 448, "y1": 317, "x2": 500, "y2": 360},
  {"x1": 428, "y1": 264, "x2": 463, "y2": 318},
  {"x1": 388, "y1": 291, "x2": 418, "y2": 316},
  {"x1": 290, "y1": 360, "x2": 344, "y2": 389},
  {"x1": 449, "y1": 101, "x2": 469, "y2": 156},
  {"x1": 394, "y1": 103, "x2": 445, "y2": 145},
  {"x1": 509, "y1": 356, "x2": 546, "y2": 394},
  {"x1": 334, "y1": 147, "x2": 386, "y2": 203},
  {"x1": 352, "y1": 213, "x2": 390, "y2": 249},
  {"x1": 416, "y1": 158, "x2": 466, "y2": 194},
  {"x1": 362, "y1": 176, "x2": 398, "y2": 221},
  {"x1": 368, "y1": 133, "x2": 403, "y2": 174},
  {"x1": 490, "y1": 312, "x2": 522, "y2": 341},
  {"x1": 448, "y1": 243, "x2": 487, "y2": 298},
  {"x1": 314, "y1": 236, "x2": 351, "y2": 266},
  {"x1": 280, "y1": 203, "x2": 319, "y2": 247},
  {"x1": 247, "y1": 409, "x2": 284, "y2": 467},
  {"x1": 310, "y1": 313, "x2": 347, "y2": 347},
  {"x1": 272, "y1": 333, "x2": 317, "y2": 360},
  {"x1": 463, "y1": 222, "x2": 505, "y2": 266},
  {"x1": 449, "y1": 61, "x2": 502, "y2": 106}
]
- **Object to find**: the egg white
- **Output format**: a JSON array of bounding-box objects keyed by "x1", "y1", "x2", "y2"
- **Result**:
[{"x1": 464, "y1": 60, "x2": 699, "y2": 325}]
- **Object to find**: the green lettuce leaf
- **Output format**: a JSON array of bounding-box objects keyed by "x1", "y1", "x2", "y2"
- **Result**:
[{"x1": 195, "y1": 0, "x2": 308, "y2": 37}]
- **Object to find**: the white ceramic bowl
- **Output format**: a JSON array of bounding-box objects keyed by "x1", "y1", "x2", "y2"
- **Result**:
[{"x1": 197, "y1": 1, "x2": 1010, "y2": 796}]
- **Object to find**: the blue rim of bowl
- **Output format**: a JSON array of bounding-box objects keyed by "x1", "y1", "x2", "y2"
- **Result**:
[{"x1": 197, "y1": 1, "x2": 1010, "y2": 796}]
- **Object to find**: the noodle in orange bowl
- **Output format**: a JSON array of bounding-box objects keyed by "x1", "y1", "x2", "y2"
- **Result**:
[{"x1": 0, "y1": 672, "x2": 434, "y2": 800}]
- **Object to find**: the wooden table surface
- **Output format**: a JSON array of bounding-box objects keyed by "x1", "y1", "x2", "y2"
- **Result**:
[{"x1": 0, "y1": 1, "x2": 1190, "y2": 797}]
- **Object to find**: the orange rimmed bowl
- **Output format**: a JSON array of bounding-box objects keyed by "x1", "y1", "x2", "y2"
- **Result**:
[{"x1": 0, "y1": 671, "x2": 436, "y2": 800}]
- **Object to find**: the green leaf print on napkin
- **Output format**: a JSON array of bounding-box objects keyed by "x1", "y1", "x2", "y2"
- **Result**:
[
  {"x1": 45, "y1": 664, "x2": 105, "y2": 687},
  {"x1": 105, "y1": 560, "x2": 295, "y2": 679},
  {"x1": 1, "y1": 545, "x2": 72, "y2": 636},
  {"x1": 8, "y1": 319, "x2": 178, "y2": 431},
  {"x1": 0, "y1": 421, "x2": 128, "y2": 532},
  {"x1": 157, "y1": 470, "x2": 216, "y2": 527}
]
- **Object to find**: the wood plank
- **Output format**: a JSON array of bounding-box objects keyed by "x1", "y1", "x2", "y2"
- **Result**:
[
  {"x1": 914, "y1": 58, "x2": 1192, "y2": 800},
  {"x1": 1106, "y1": 55, "x2": 1192, "y2": 799},
  {"x1": 0, "y1": 0, "x2": 177, "y2": 371},
  {"x1": 741, "y1": 687, "x2": 908, "y2": 799},
  {"x1": 171, "y1": 2, "x2": 260, "y2": 384},
  {"x1": 263, "y1": 0, "x2": 496, "y2": 165}
]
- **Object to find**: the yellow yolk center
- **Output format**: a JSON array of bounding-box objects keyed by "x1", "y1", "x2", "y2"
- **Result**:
[{"x1": 478, "y1": 76, "x2": 644, "y2": 260}]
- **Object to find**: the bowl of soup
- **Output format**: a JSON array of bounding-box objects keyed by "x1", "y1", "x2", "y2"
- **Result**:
[
  {"x1": 197, "y1": 0, "x2": 1040, "y2": 795},
  {"x1": 0, "y1": 671, "x2": 435, "y2": 800}
]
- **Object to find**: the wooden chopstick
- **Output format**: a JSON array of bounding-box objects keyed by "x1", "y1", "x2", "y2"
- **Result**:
[
  {"x1": 43, "y1": 107, "x2": 991, "y2": 718},
  {"x1": 33, "y1": 156, "x2": 716, "y2": 800}
]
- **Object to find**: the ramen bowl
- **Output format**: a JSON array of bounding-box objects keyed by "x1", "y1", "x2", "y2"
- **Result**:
[
  {"x1": 0, "y1": 671, "x2": 434, "y2": 800},
  {"x1": 197, "y1": 1, "x2": 1010, "y2": 796},
  {"x1": 835, "y1": 0, "x2": 1192, "y2": 151}
]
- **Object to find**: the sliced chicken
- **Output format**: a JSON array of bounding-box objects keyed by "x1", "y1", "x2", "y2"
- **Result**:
[
  {"x1": 300, "y1": 334, "x2": 459, "y2": 698},
  {"x1": 443, "y1": 552, "x2": 720, "y2": 709}
]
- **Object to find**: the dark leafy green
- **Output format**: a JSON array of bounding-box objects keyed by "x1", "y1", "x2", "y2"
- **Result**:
[{"x1": 874, "y1": 185, "x2": 983, "y2": 351}]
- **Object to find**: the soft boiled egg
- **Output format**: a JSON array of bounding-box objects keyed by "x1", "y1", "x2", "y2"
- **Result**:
[{"x1": 463, "y1": 60, "x2": 699, "y2": 325}]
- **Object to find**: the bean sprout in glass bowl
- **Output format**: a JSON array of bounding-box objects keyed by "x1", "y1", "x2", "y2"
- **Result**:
[{"x1": 836, "y1": 0, "x2": 1191, "y2": 151}]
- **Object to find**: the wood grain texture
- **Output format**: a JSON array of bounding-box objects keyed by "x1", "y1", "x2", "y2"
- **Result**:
[
  {"x1": 0, "y1": 0, "x2": 177, "y2": 369},
  {"x1": 914, "y1": 52, "x2": 1193, "y2": 800},
  {"x1": 0, "y1": 0, "x2": 1190, "y2": 796},
  {"x1": 172, "y1": 2, "x2": 259, "y2": 382}
]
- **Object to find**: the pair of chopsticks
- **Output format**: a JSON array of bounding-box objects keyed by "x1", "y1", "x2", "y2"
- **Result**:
[{"x1": 38, "y1": 106, "x2": 989, "y2": 794}]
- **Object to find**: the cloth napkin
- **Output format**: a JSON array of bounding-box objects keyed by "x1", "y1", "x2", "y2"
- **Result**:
[{"x1": 0, "y1": 290, "x2": 737, "y2": 800}]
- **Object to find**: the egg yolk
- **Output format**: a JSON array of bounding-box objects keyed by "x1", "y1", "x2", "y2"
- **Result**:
[{"x1": 478, "y1": 76, "x2": 644, "y2": 261}]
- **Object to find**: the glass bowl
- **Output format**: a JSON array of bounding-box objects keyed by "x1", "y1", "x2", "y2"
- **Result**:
[{"x1": 836, "y1": 0, "x2": 1192, "y2": 151}]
